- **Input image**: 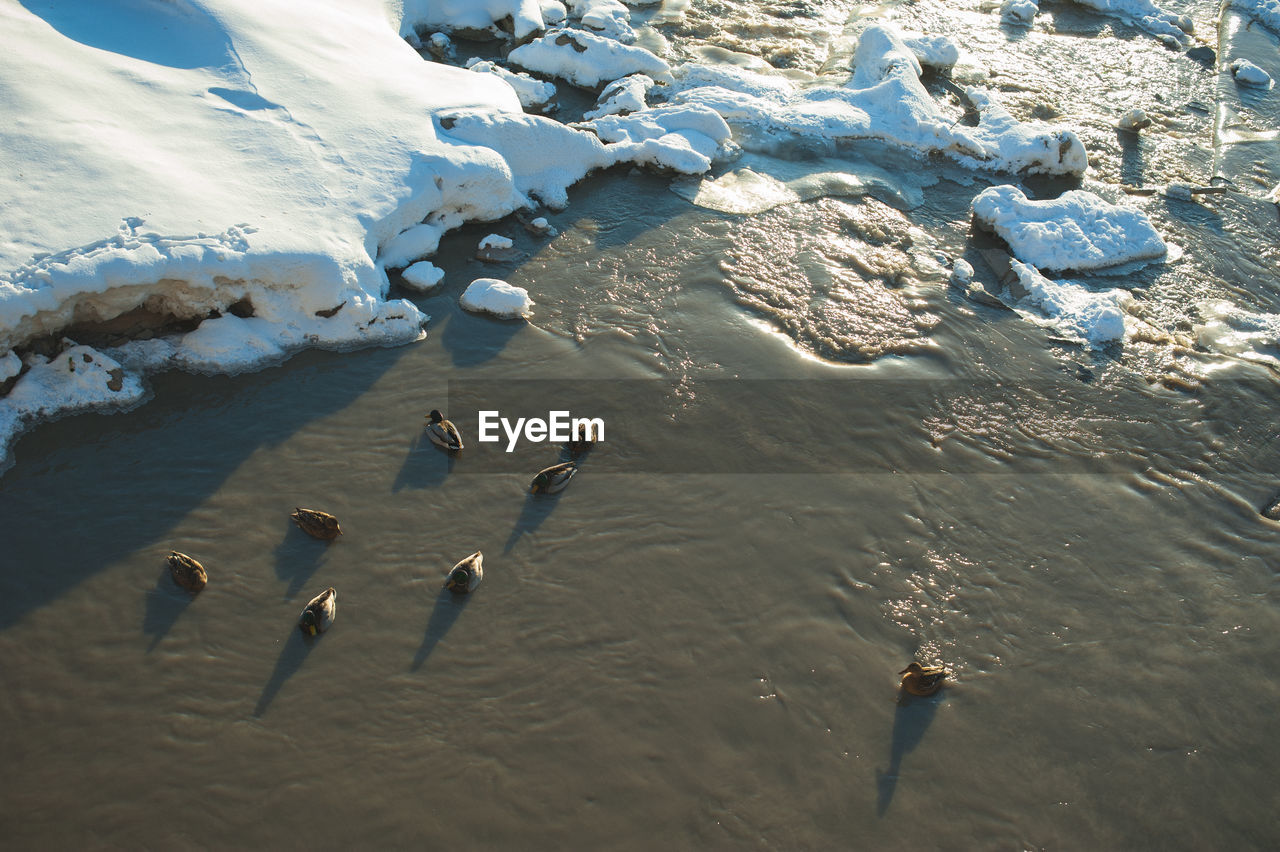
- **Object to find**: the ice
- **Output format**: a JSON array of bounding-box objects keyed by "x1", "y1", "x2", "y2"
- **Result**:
[
  {"x1": 466, "y1": 59, "x2": 558, "y2": 112},
  {"x1": 972, "y1": 185, "x2": 1167, "y2": 272},
  {"x1": 398, "y1": 0, "x2": 548, "y2": 41},
  {"x1": 1194, "y1": 300, "x2": 1280, "y2": 364},
  {"x1": 567, "y1": 0, "x2": 637, "y2": 43},
  {"x1": 1231, "y1": 59, "x2": 1274, "y2": 87},
  {"x1": 1118, "y1": 109, "x2": 1153, "y2": 131},
  {"x1": 508, "y1": 28, "x2": 673, "y2": 88},
  {"x1": 951, "y1": 259, "x2": 975, "y2": 285},
  {"x1": 1001, "y1": 0, "x2": 1039, "y2": 25},
  {"x1": 581, "y1": 104, "x2": 734, "y2": 173},
  {"x1": 460, "y1": 278, "x2": 534, "y2": 318},
  {"x1": 1008, "y1": 260, "x2": 1129, "y2": 345},
  {"x1": 902, "y1": 35, "x2": 961, "y2": 71},
  {"x1": 582, "y1": 74, "x2": 655, "y2": 119},
  {"x1": 1231, "y1": 0, "x2": 1280, "y2": 33},
  {"x1": 1072, "y1": 0, "x2": 1193, "y2": 42},
  {"x1": 1, "y1": 350, "x2": 23, "y2": 384},
  {"x1": 670, "y1": 25, "x2": 1087, "y2": 176},
  {"x1": 479, "y1": 234, "x2": 515, "y2": 250},
  {"x1": 401, "y1": 261, "x2": 446, "y2": 292}
]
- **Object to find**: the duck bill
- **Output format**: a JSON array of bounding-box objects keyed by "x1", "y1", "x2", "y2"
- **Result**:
[{"x1": 305, "y1": 624, "x2": 317, "y2": 636}]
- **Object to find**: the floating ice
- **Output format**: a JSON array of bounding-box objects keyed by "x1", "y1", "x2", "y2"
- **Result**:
[
  {"x1": 1008, "y1": 260, "x2": 1129, "y2": 345},
  {"x1": 508, "y1": 28, "x2": 673, "y2": 88},
  {"x1": 1118, "y1": 108, "x2": 1153, "y2": 131},
  {"x1": 1001, "y1": 0, "x2": 1039, "y2": 25},
  {"x1": 972, "y1": 185, "x2": 1167, "y2": 271},
  {"x1": 1231, "y1": 58, "x2": 1274, "y2": 87},
  {"x1": 401, "y1": 261, "x2": 446, "y2": 292},
  {"x1": 466, "y1": 59, "x2": 558, "y2": 112},
  {"x1": 479, "y1": 234, "x2": 515, "y2": 250},
  {"x1": 460, "y1": 278, "x2": 534, "y2": 318},
  {"x1": 582, "y1": 74, "x2": 655, "y2": 119},
  {"x1": 1194, "y1": 300, "x2": 1280, "y2": 364}
]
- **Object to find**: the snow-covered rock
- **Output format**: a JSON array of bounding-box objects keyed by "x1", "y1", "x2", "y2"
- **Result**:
[
  {"x1": 1001, "y1": 0, "x2": 1039, "y2": 25},
  {"x1": 1118, "y1": 108, "x2": 1152, "y2": 131},
  {"x1": 401, "y1": 261, "x2": 447, "y2": 292},
  {"x1": 1231, "y1": 58, "x2": 1274, "y2": 87},
  {"x1": 1008, "y1": 260, "x2": 1129, "y2": 345},
  {"x1": 479, "y1": 234, "x2": 515, "y2": 250},
  {"x1": 972, "y1": 185, "x2": 1167, "y2": 271},
  {"x1": 582, "y1": 74, "x2": 655, "y2": 119},
  {"x1": 902, "y1": 35, "x2": 961, "y2": 71},
  {"x1": 460, "y1": 278, "x2": 534, "y2": 318},
  {"x1": 951, "y1": 259, "x2": 975, "y2": 285},
  {"x1": 567, "y1": 0, "x2": 637, "y2": 43},
  {"x1": 467, "y1": 59, "x2": 559, "y2": 112},
  {"x1": 508, "y1": 28, "x2": 673, "y2": 88}
]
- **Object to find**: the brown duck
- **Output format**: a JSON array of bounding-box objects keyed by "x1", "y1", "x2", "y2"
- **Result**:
[
  {"x1": 167, "y1": 550, "x2": 207, "y2": 593},
  {"x1": 291, "y1": 507, "x2": 342, "y2": 540},
  {"x1": 299, "y1": 587, "x2": 337, "y2": 636},
  {"x1": 899, "y1": 662, "x2": 947, "y2": 697}
]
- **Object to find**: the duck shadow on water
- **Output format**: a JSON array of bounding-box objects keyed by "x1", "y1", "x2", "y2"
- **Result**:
[
  {"x1": 504, "y1": 491, "x2": 566, "y2": 554},
  {"x1": 391, "y1": 432, "x2": 455, "y2": 493},
  {"x1": 141, "y1": 570, "x2": 195, "y2": 652},
  {"x1": 876, "y1": 692, "x2": 942, "y2": 817},
  {"x1": 412, "y1": 588, "x2": 470, "y2": 671},
  {"x1": 253, "y1": 627, "x2": 316, "y2": 717},
  {"x1": 273, "y1": 525, "x2": 333, "y2": 601}
]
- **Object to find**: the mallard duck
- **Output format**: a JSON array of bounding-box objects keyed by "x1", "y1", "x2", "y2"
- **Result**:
[
  {"x1": 291, "y1": 507, "x2": 342, "y2": 540},
  {"x1": 898, "y1": 662, "x2": 947, "y2": 696},
  {"x1": 444, "y1": 551, "x2": 483, "y2": 594},
  {"x1": 299, "y1": 587, "x2": 337, "y2": 636},
  {"x1": 566, "y1": 423, "x2": 596, "y2": 456},
  {"x1": 167, "y1": 550, "x2": 207, "y2": 593},
  {"x1": 425, "y1": 409, "x2": 463, "y2": 451},
  {"x1": 530, "y1": 461, "x2": 576, "y2": 494}
]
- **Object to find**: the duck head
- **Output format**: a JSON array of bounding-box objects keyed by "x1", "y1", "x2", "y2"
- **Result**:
[
  {"x1": 300, "y1": 610, "x2": 318, "y2": 636},
  {"x1": 445, "y1": 567, "x2": 471, "y2": 593},
  {"x1": 427, "y1": 409, "x2": 444, "y2": 424}
]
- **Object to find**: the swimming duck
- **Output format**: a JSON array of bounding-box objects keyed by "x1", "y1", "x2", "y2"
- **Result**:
[
  {"x1": 530, "y1": 461, "x2": 576, "y2": 494},
  {"x1": 898, "y1": 662, "x2": 947, "y2": 697},
  {"x1": 299, "y1": 587, "x2": 337, "y2": 636},
  {"x1": 167, "y1": 550, "x2": 207, "y2": 593},
  {"x1": 445, "y1": 551, "x2": 483, "y2": 594},
  {"x1": 566, "y1": 423, "x2": 596, "y2": 456},
  {"x1": 291, "y1": 507, "x2": 343, "y2": 540},
  {"x1": 425, "y1": 409, "x2": 463, "y2": 451}
]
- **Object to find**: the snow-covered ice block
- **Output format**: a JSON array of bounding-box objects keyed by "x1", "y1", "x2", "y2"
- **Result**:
[
  {"x1": 1072, "y1": 0, "x2": 1192, "y2": 41},
  {"x1": 401, "y1": 261, "x2": 446, "y2": 292},
  {"x1": 1231, "y1": 58, "x2": 1274, "y2": 87},
  {"x1": 583, "y1": 74, "x2": 655, "y2": 119},
  {"x1": 583, "y1": 104, "x2": 733, "y2": 173},
  {"x1": 479, "y1": 234, "x2": 515, "y2": 250},
  {"x1": 567, "y1": 0, "x2": 637, "y2": 43},
  {"x1": 1001, "y1": 0, "x2": 1039, "y2": 24},
  {"x1": 972, "y1": 185, "x2": 1167, "y2": 271},
  {"x1": 1118, "y1": 108, "x2": 1152, "y2": 131},
  {"x1": 460, "y1": 278, "x2": 534, "y2": 318},
  {"x1": 508, "y1": 28, "x2": 673, "y2": 88},
  {"x1": 399, "y1": 0, "x2": 548, "y2": 41},
  {"x1": 902, "y1": 35, "x2": 960, "y2": 71},
  {"x1": 1009, "y1": 260, "x2": 1129, "y2": 345},
  {"x1": 466, "y1": 59, "x2": 558, "y2": 112},
  {"x1": 380, "y1": 223, "x2": 447, "y2": 269}
]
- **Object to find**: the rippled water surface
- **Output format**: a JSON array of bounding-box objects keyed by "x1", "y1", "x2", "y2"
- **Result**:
[{"x1": 3, "y1": 0, "x2": 1279, "y2": 847}]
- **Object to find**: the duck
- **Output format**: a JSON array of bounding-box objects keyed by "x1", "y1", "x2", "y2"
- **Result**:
[
  {"x1": 530, "y1": 461, "x2": 576, "y2": 494},
  {"x1": 898, "y1": 662, "x2": 947, "y2": 697},
  {"x1": 291, "y1": 507, "x2": 343, "y2": 540},
  {"x1": 167, "y1": 550, "x2": 207, "y2": 593},
  {"x1": 425, "y1": 409, "x2": 463, "y2": 451},
  {"x1": 566, "y1": 423, "x2": 596, "y2": 456},
  {"x1": 445, "y1": 551, "x2": 483, "y2": 594},
  {"x1": 299, "y1": 587, "x2": 337, "y2": 636}
]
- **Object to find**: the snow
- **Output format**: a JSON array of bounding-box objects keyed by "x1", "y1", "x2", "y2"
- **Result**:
[
  {"x1": 567, "y1": 0, "x2": 637, "y2": 43},
  {"x1": 1118, "y1": 109, "x2": 1152, "y2": 131},
  {"x1": 397, "y1": 0, "x2": 548, "y2": 41},
  {"x1": 1194, "y1": 300, "x2": 1280, "y2": 364},
  {"x1": 902, "y1": 35, "x2": 960, "y2": 71},
  {"x1": 508, "y1": 28, "x2": 673, "y2": 88},
  {"x1": 1001, "y1": 0, "x2": 1039, "y2": 25},
  {"x1": 581, "y1": 104, "x2": 735, "y2": 173},
  {"x1": 466, "y1": 59, "x2": 558, "y2": 112},
  {"x1": 1008, "y1": 260, "x2": 1129, "y2": 345},
  {"x1": 670, "y1": 25, "x2": 1087, "y2": 176},
  {"x1": 1231, "y1": 58, "x2": 1274, "y2": 87},
  {"x1": 1073, "y1": 0, "x2": 1193, "y2": 41},
  {"x1": 531, "y1": 217, "x2": 551, "y2": 229},
  {"x1": 582, "y1": 74, "x2": 655, "y2": 119},
  {"x1": 972, "y1": 185, "x2": 1167, "y2": 272},
  {"x1": 951, "y1": 259, "x2": 975, "y2": 285},
  {"x1": 1231, "y1": 0, "x2": 1280, "y2": 33},
  {"x1": 1, "y1": 350, "x2": 23, "y2": 384},
  {"x1": 460, "y1": 278, "x2": 534, "y2": 318},
  {"x1": 479, "y1": 234, "x2": 516, "y2": 250},
  {"x1": 401, "y1": 261, "x2": 447, "y2": 292}
]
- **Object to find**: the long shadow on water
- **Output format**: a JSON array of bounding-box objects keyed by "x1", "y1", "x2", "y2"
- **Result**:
[
  {"x1": 254, "y1": 627, "x2": 316, "y2": 717},
  {"x1": 0, "y1": 346, "x2": 410, "y2": 632},
  {"x1": 412, "y1": 588, "x2": 470, "y2": 671},
  {"x1": 876, "y1": 693, "x2": 941, "y2": 816},
  {"x1": 273, "y1": 525, "x2": 333, "y2": 601},
  {"x1": 392, "y1": 432, "x2": 454, "y2": 493},
  {"x1": 141, "y1": 570, "x2": 195, "y2": 652},
  {"x1": 504, "y1": 492, "x2": 566, "y2": 554}
]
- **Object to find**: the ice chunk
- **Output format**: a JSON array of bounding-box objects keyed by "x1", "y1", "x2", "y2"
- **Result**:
[
  {"x1": 582, "y1": 104, "x2": 733, "y2": 173},
  {"x1": 401, "y1": 261, "x2": 446, "y2": 292},
  {"x1": 1118, "y1": 108, "x2": 1152, "y2": 131},
  {"x1": 479, "y1": 234, "x2": 515, "y2": 250},
  {"x1": 0, "y1": 350, "x2": 20, "y2": 384},
  {"x1": 1001, "y1": 0, "x2": 1039, "y2": 24},
  {"x1": 1009, "y1": 260, "x2": 1129, "y2": 345},
  {"x1": 902, "y1": 35, "x2": 961, "y2": 71},
  {"x1": 567, "y1": 0, "x2": 637, "y2": 43},
  {"x1": 583, "y1": 74, "x2": 655, "y2": 119},
  {"x1": 1231, "y1": 58, "x2": 1274, "y2": 87},
  {"x1": 508, "y1": 28, "x2": 673, "y2": 88},
  {"x1": 972, "y1": 185, "x2": 1167, "y2": 271},
  {"x1": 460, "y1": 278, "x2": 534, "y2": 318}
]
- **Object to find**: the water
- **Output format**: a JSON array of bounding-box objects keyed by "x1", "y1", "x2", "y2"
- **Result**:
[{"x1": 2, "y1": 0, "x2": 1280, "y2": 847}]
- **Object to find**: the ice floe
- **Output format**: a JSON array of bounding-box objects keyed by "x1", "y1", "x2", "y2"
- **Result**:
[
  {"x1": 460, "y1": 278, "x2": 534, "y2": 318},
  {"x1": 508, "y1": 28, "x2": 673, "y2": 88},
  {"x1": 1195, "y1": 300, "x2": 1280, "y2": 364},
  {"x1": 1008, "y1": 260, "x2": 1129, "y2": 345},
  {"x1": 972, "y1": 185, "x2": 1167, "y2": 272},
  {"x1": 1231, "y1": 58, "x2": 1274, "y2": 88}
]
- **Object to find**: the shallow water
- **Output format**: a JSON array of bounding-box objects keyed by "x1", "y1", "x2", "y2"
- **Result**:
[{"x1": 3, "y1": 0, "x2": 1280, "y2": 847}]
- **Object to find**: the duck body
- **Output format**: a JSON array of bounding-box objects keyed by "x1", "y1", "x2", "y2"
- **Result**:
[
  {"x1": 899, "y1": 662, "x2": 947, "y2": 696},
  {"x1": 426, "y1": 409, "x2": 463, "y2": 451},
  {"x1": 291, "y1": 507, "x2": 343, "y2": 540},
  {"x1": 167, "y1": 550, "x2": 207, "y2": 593},
  {"x1": 566, "y1": 423, "x2": 596, "y2": 456},
  {"x1": 445, "y1": 551, "x2": 483, "y2": 595},
  {"x1": 530, "y1": 461, "x2": 576, "y2": 494},
  {"x1": 299, "y1": 587, "x2": 337, "y2": 636}
]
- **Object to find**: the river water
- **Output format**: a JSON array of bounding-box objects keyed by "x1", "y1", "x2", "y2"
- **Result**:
[{"x1": 2, "y1": 0, "x2": 1279, "y2": 847}]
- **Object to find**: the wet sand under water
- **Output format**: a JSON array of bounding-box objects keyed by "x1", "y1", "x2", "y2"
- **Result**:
[{"x1": 1, "y1": 167, "x2": 1279, "y2": 848}]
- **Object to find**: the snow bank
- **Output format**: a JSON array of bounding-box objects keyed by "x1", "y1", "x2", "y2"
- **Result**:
[
  {"x1": 466, "y1": 59, "x2": 558, "y2": 111},
  {"x1": 460, "y1": 278, "x2": 534, "y2": 318},
  {"x1": 1231, "y1": 58, "x2": 1274, "y2": 87},
  {"x1": 670, "y1": 25, "x2": 1087, "y2": 176},
  {"x1": 1008, "y1": 260, "x2": 1129, "y2": 345},
  {"x1": 972, "y1": 185, "x2": 1167, "y2": 271},
  {"x1": 508, "y1": 28, "x2": 673, "y2": 88},
  {"x1": 1231, "y1": 0, "x2": 1280, "y2": 33},
  {"x1": 401, "y1": 261, "x2": 446, "y2": 292}
]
